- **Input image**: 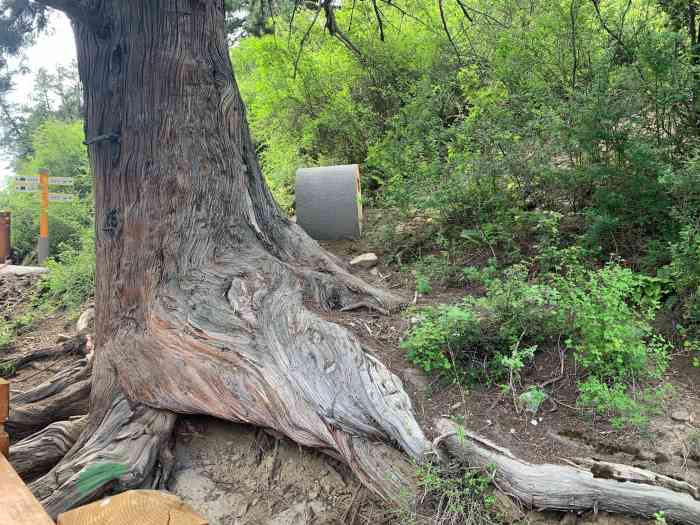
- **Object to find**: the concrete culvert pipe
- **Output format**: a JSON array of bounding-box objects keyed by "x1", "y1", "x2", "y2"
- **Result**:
[{"x1": 295, "y1": 164, "x2": 363, "y2": 240}]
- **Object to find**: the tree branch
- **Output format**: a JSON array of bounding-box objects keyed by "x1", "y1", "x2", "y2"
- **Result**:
[
  {"x1": 438, "y1": 0, "x2": 462, "y2": 62},
  {"x1": 33, "y1": 0, "x2": 106, "y2": 35},
  {"x1": 370, "y1": 0, "x2": 385, "y2": 41},
  {"x1": 292, "y1": 7, "x2": 321, "y2": 79},
  {"x1": 589, "y1": 0, "x2": 643, "y2": 81}
]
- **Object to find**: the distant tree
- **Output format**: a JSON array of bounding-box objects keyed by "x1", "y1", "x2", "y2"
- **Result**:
[{"x1": 0, "y1": 61, "x2": 82, "y2": 162}]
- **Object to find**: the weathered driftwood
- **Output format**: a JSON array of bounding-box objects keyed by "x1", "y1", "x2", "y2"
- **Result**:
[
  {"x1": 435, "y1": 418, "x2": 700, "y2": 525},
  {"x1": 10, "y1": 417, "x2": 87, "y2": 479}
]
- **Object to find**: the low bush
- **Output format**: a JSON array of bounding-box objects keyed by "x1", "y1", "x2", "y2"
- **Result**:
[
  {"x1": 660, "y1": 225, "x2": 700, "y2": 332},
  {"x1": 404, "y1": 460, "x2": 498, "y2": 525},
  {"x1": 403, "y1": 263, "x2": 562, "y2": 383},
  {"x1": 403, "y1": 257, "x2": 670, "y2": 427},
  {"x1": 39, "y1": 229, "x2": 96, "y2": 312}
]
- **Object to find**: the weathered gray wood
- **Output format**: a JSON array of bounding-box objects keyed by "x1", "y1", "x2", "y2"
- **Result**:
[
  {"x1": 0, "y1": 265, "x2": 48, "y2": 276},
  {"x1": 436, "y1": 418, "x2": 700, "y2": 525},
  {"x1": 11, "y1": 417, "x2": 87, "y2": 479},
  {"x1": 2, "y1": 335, "x2": 89, "y2": 373},
  {"x1": 30, "y1": 393, "x2": 176, "y2": 518},
  {"x1": 7, "y1": 358, "x2": 92, "y2": 440}
]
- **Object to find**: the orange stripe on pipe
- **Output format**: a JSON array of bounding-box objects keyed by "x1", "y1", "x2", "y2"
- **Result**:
[{"x1": 38, "y1": 169, "x2": 49, "y2": 238}]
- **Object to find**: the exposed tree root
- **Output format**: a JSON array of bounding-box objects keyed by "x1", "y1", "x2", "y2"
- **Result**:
[
  {"x1": 10, "y1": 416, "x2": 87, "y2": 479},
  {"x1": 29, "y1": 381, "x2": 175, "y2": 518},
  {"x1": 12, "y1": 236, "x2": 424, "y2": 514},
  {"x1": 7, "y1": 356, "x2": 92, "y2": 439},
  {"x1": 1, "y1": 335, "x2": 89, "y2": 373},
  {"x1": 435, "y1": 418, "x2": 700, "y2": 525}
]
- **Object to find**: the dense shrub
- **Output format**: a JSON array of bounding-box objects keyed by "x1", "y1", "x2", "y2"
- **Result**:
[
  {"x1": 403, "y1": 257, "x2": 670, "y2": 427},
  {"x1": 660, "y1": 225, "x2": 700, "y2": 331},
  {"x1": 39, "y1": 229, "x2": 95, "y2": 312}
]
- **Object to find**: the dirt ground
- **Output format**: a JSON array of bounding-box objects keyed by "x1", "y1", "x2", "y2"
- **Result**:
[{"x1": 1, "y1": 220, "x2": 698, "y2": 524}]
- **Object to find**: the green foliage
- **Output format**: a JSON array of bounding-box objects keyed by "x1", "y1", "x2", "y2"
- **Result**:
[
  {"x1": 0, "y1": 321, "x2": 13, "y2": 352},
  {"x1": 412, "y1": 460, "x2": 498, "y2": 525},
  {"x1": 518, "y1": 386, "x2": 548, "y2": 413},
  {"x1": 555, "y1": 262, "x2": 669, "y2": 383},
  {"x1": 577, "y1": 376, "x2": 667, "y2": 429},
  {"x1": 0, "y1": 118, "x2": 92, "y2": 263},
  {"x1": 401, "y1": 305, "x2": 479, "y2": 375},
  {"x1": 660, "y1": 225, "x2": 700, "y2": 330},
  {"x1": 415, "y1": 272, "x2": 433, "y2": 295},
  {"x1": 403, "y1": 263, "x2": 562, "y2": 382},
  {"x1": 40, "y1": 229, "x2": 95, "y2": 312},
  {"x1": 405, "y1": 256, "x2": 670, "y2": 427}
]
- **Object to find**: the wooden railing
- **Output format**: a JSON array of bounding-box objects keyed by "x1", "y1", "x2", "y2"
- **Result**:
[
  {"x1": 0, "y1": 378, "x2": 56, "y2": 525},
  {"x1": 0, "y1": 378, "x2": 8, "y2": 457}
]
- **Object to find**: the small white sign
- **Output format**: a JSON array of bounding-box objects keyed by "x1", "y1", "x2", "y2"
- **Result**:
[
  {"x1": 48, "y1": 193, "x2": 76, "y2": 202},
  {"x1": 14, "y1": 175, "x2": 39, "y2": 183},
  {"x1": 48, "y1": 177, "x2": 73, "y2": 186},
  {"x1": 15, "y1": 184, "x2": 39, "y2": 193}
]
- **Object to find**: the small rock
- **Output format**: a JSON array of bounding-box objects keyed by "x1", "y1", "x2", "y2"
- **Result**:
[
  {"x1": 349, "y1": 253, "x2": 378, "y2": 269},
  {"x1": 509, "y1": 428, "x2": 516, "y2": 434},
  {"x1": 671, "y1": 409, "x2": 691, "y2": 423},
  {"x1": 56, "y1": 333, "x2": 72, "y2": 343},
  {"x1": 636, "y1": 449, "x2": 656, "y2": 461},
  {"x1": 76, "y1": 307, "x2": 95, "y2": 333},
  {"x1": 409, "y1": 315, "x2": 425, "y2": 326},
  {"x1": 530, "y1": 419, "x2": 538, "y2": 426},
  {"x1": 655, "y1": 451, "x2": 671, "y2": 464},
  {"x1": 401, "y1": 368, "x2": 431, "y2": 394}
]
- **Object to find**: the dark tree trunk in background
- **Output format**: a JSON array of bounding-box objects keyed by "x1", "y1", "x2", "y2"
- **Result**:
[{"x1": 21, "y1": 0, "x2": 429, "y2": 517}]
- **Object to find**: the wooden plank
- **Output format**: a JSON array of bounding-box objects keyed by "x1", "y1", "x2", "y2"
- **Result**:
[
  {"x1": 0, "y1": 454, "x2": 55, "y2": 524},
  {"x1": 0, "y1": 378, "x2": 8, "y2": 458}
]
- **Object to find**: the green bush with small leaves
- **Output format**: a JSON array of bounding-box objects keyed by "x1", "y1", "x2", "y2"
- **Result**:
[
  {"x1": 39, "y1": 229, "x2": 96, "y2": 312},
  {"x1": 404, "y1": 256, "x2": 670, "y2": 427}
]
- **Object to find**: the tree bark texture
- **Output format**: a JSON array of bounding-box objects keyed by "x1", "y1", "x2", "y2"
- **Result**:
[{"x1": 24, "y1": 0, "x2": 429, "y2": 516}]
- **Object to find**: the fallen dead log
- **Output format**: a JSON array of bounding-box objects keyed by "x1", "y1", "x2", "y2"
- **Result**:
[
  {"x1": 435, "y1": 418, "x2": 700, "y2": 525},
  {"x1": 11, "y1": 417, "x2": 87, "y2": 479}
]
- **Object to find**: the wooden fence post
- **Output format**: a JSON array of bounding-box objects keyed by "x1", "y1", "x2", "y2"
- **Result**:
[{"x1": 0, "y1": 378, "x2": 8, "y2": 458}]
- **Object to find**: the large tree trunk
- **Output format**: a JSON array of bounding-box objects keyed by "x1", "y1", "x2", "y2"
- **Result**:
[
  {"x1": 23, "y1": 0, "x2": 429, "y2": 517},
  {"x1": 18, "y1": 2, "x2": 700, "y2": 522}
]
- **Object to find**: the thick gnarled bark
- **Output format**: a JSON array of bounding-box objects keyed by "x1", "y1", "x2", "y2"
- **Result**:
[
  {"x1": 16, "y1": 0, "x2": 427, "y2": 516},
  {"x1": 11, "y1": 3, "x2": 700, "y2": 522}
]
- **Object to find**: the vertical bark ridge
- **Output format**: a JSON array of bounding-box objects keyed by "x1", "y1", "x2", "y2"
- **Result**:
[{"x1": 33, "y1": 0, "x2": 429, "y2": 514}]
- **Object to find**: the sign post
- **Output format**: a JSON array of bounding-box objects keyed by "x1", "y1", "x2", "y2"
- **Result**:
[
  {"x1": 11, "y1": 170, "x2": 75, "y2": 265},
  {"x1": 37, "y1": 169, "x2": 49, "y2": 264}
]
